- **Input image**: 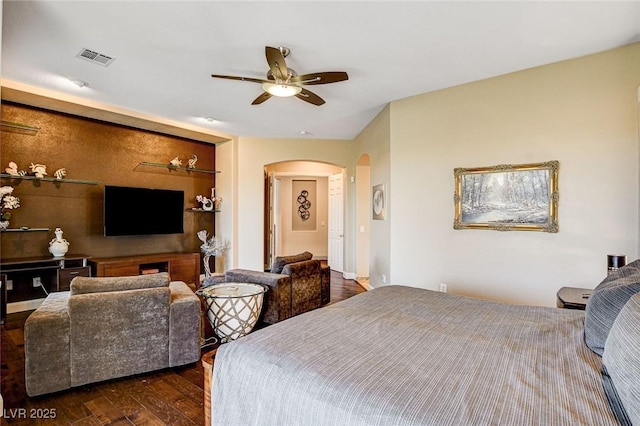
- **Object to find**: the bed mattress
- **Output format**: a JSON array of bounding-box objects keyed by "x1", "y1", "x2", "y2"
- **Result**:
[{"x1": 211, "y1": 285, "x2": 619, "y2": 425}]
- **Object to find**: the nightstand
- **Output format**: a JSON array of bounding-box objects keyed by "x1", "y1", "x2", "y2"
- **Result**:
[
  {"x1": 556, "y1": 286, "x2": 593, "y2": 310},
  {"x1": 202, "y1": 349, "x2": 217, "y2": 426}
]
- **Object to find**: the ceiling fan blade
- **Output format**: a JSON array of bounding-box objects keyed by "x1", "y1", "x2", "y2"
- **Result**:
[
  {"x1": 211, "y1": 74, "x2": 270, "y2": 84},
  {"x1": 296, "y1": 88, "x2": 325, "y2": 106},
  {"x1": 265, "y1": 46, "x2": 289, "y2": 81},
  {"x1": 251, "y1": 92, "x2": 273, "y2": 105},
  {"x1": 290, "y1": 71, "x2": 349, "y2": 85}
]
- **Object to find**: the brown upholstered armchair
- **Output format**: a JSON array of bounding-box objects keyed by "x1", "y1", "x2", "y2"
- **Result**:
[{"x1": 202, "y1": 252, "x2": 330, "y2": 324}]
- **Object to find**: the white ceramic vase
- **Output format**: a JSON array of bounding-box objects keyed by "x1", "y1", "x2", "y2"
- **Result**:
[{"x1": 48, "y1": 227, "x2": 70, "y2": 257}]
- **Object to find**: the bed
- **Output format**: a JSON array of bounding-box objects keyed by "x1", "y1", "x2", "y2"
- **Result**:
[{"x1": 209, "y1": 267, "x2": 640, "y2": 425}]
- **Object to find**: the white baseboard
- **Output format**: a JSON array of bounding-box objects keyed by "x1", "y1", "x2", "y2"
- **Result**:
[
  {"x1": 343, "y1": 272, "x2": 356, "y2": 280},
  {"x1": 8, "y1": 298, "x2": 45, "y2": 314}
]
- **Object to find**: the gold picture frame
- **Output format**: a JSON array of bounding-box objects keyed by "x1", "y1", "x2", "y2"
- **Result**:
[{"x1": 454, "y1": 161, "x2": 559, "y2": 232}]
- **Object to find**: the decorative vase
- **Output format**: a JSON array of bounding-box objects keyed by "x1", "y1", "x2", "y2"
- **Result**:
[
  {"x1": 0, "y1": 220, "x2": 9, "y2": 231},
  {"x1": 48, "y1": 227, "x2": 70, "y2": 257}
]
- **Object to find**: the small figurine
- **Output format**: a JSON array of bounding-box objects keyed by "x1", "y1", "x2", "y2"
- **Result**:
[
  {"x1": 196, "y1": 194, "x2": 214, "y2": 211},
  {"x1": 187, "y1": 154, "x2": 198, "y2": 169},
  {"x1": 169, "y1": 157, "x2": 182, "y2": 167},
  {"x1": 29, "y1": 163, "x2": 47, "y2": 178},
  {"x1": 5, "y1": 162, "x2": 19, "y2": 176},
  {"x1": 48, "y1": 227, "x2": 70, "y2": 257},
  {"x1": 54, "y1": 168, "x2": 66, "y2": 180}
]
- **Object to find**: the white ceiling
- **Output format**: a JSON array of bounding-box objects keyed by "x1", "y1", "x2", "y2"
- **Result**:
[{"x1": 2, "y1": 1, "x2": 639, "y2": 141}]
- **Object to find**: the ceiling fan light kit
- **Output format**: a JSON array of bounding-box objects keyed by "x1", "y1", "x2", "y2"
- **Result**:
[
  {"x1": 211, "y1": 46, "x2": 348, "y2": 106},
  {"x1": 262, "y1": 82, "x2": 302, "y2": 97}
]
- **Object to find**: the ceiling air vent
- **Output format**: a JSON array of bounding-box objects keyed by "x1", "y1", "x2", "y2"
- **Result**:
[{"x1": 76, "y1": 48, "x2": 115, "y2": 66}]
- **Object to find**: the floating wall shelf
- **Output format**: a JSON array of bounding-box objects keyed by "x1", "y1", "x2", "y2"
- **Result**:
[
  {"x1": 0, "y1": 121, "x2": 40, "y2": 136},
  {"x1": 0, "y1": 173, "x2": 99, "y2": 185},
  {"x1": 186, "y1": 208, "x2": 221, "y2": 213},
  {"x1": 135, "y1": 162, "x2": 220, "y2": 175},
  {"x1": 1, "y1": 228, "x2": 50, "y2": 233}
]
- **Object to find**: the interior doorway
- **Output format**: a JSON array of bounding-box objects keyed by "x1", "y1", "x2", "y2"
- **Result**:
[{"x1": 264, "y1": 161, "x2": 345, "y2": 272}]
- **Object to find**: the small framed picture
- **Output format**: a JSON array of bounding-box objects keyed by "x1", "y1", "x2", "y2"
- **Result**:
[{"x1": 372, "y1": 183, "x2": 386, "y2": 220}]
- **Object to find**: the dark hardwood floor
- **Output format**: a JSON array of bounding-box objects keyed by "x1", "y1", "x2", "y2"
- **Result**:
[{"x1": 1, "y1": 271, "x2": 365, "y2": 425}]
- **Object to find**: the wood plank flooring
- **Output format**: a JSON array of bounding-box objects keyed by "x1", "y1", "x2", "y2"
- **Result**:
[{"x1": 1, "y1": 270, "x2": 365, "y2": 425}]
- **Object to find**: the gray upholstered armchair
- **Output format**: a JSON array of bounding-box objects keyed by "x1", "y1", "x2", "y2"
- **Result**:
[
  {"x1": 24, "y1": 272, "x2": 201, "y2": 396},
  {"x1": 202, "y1": 252, "x2": 330, "y2": 324}
]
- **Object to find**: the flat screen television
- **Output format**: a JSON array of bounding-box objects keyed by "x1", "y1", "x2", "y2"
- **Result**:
[{"x1": 104, "y1": 185, "x2": 184, "y2": 236}]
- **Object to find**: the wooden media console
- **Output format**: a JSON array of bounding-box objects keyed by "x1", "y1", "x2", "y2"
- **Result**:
[{"x1": 90, "y1": 252, "x2": 200, "y2": 287}]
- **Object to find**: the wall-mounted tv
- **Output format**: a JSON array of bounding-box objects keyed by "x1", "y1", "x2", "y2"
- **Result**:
[{"x1": 104, "y1": 185, "x2": 184, "y2": 236}]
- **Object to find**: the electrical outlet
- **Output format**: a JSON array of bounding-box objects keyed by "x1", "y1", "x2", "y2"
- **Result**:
[
  {"x1": 32, "y1": 277, "x2": 42, "y2": 288},
  {"x1": 439, "y1": 283, "x2": 448, "y2": 293},
  {"x1": 6, "y1": 279, "x2": 13, "y2": 290}
]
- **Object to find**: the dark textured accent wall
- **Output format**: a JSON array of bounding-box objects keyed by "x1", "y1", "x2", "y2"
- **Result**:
[{"x1": 1, "y1": 102, "x2": 215, "y2": 264}]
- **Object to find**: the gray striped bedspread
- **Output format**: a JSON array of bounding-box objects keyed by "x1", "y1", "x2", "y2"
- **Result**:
[{"x1": 211, "y1": 285, "x2": 619, "y2": 425}]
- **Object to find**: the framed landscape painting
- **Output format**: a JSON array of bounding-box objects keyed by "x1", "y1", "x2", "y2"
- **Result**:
[{"x1": 453, "y1": 161, "x2": 559, "y2": 232}]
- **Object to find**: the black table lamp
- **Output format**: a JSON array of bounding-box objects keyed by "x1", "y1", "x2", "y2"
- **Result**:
[{"x1": 607, "y1": 254, "x2": 627, "y2": 275}]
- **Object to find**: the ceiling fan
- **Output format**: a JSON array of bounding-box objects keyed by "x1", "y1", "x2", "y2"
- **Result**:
[{"x1": 211, "y1": 46, "x2": 348, "y2": 106}]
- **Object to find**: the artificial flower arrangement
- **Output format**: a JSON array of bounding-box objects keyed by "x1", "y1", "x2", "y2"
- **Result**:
[
  {"x1": 0, "y1": 186, "x2": 20, "y2": 227},
  {"x1": 197, "y1": 230, "x2": 230, "y2": 276},
  {"x1": 195, "y1": 188, "x2": 223, "y2": 211}
]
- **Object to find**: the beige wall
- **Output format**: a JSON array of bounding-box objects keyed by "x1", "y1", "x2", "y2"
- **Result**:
[{"x1": 388, "y1": 43, "x2": 640, "y2": 306}]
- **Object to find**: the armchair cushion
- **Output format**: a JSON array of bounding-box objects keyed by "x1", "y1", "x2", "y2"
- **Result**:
[
  {"x1": 69, "y1": 286, "x2": 171, "y2": 386},
  {"x1": 70, "y1": 272, "x2": 170, "y2": 295},
  {"x1": 271, "y1": 251, "x2": 313, "y2": 274}
]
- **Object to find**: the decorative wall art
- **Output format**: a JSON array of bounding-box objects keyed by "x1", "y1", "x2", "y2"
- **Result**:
[
  {"x1": 453, "y1": 161, "x2": 559, "y2": 232},
  {"x1": 372, "y1": 183, "x2": 386, "y2": 220},
  {"x1": 292, "y1": 180, "x2": 316, "y2": 231}
]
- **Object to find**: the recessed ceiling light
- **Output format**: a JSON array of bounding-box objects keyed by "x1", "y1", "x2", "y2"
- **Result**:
[
  {"x1": 69, "y1": 79, "x2": 89, "y2": 88},
  {"x1": 300, "y1": 131, "x2": 312, "y2": 136},
  {"x1": 204, "y1": 117, "x2": 216, "y2": 123}
]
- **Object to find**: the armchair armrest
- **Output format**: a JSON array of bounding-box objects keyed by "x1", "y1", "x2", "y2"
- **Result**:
[
  {"x1": 218, "y1": 269, "x2": 292, "y2": 324},
  {"x1": 169, "y1": 281, "x2": 201, "y2": 366},
  {"x1": 283, "y1": 260, "x2": 322, "y2": 316},
  {"x1": 24, "y1": 292, "x2": 72, "y2": 397}
]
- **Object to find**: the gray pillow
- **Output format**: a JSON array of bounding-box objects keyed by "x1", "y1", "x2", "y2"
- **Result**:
[
  {"x1": 271, "y1": 251, "x2": 313, "y2": 274},
  {"x1": 603, "y1": 293, "x2": 640, "y2": 425},
  {"x1": 584, "y1": 259, "x2": 640, "y2": 356}
]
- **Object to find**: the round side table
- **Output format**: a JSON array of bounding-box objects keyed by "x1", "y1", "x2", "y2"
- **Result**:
[{"x1": 197, "y1": 282, "x2": 267, "y2": 343}]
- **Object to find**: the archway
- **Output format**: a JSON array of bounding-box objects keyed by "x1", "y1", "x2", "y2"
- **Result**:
[{"x1": 264, "y1": 160, "x2": 345, "y2": 271}]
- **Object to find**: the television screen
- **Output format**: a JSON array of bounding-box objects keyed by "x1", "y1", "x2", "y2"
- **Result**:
[{"x1": 104, "y1": 185, "x2": 184, "y2": 236}]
